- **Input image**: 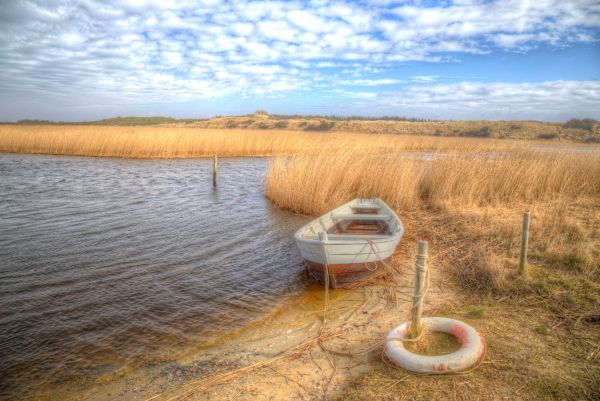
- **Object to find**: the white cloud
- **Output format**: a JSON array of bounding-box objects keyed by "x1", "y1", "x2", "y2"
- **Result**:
[
  {"x1": 340, "y1": 79, "x2": 403, "y2": 86},
  {"x1": 370, "y1": 80, "x2": 600, "y2": 120},
  {"x1": 257, "y1": 20, "x2": 297, "y2": 42},
  {"x1": 410, "y1": 75, "x2": 438, "y2": 83},
  {"x1": 287, "y1": 10, "x2": 332, "y2": 34},
  {"x1": 330, "y1": 90, "x2": 378, "y2": 99},
  {"x1": 0, "y1": 1, "x2": 598, "y2": 120},
  {"x1": 385, "y1": 0, "x2": 600, "y2": 54}
]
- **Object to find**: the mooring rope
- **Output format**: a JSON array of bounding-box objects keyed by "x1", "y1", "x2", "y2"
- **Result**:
[
  {"x1": 319, "y1": 240, "x2": 426, "y2": 359},
  {"x1": 144, "y1": 239, "x2": 476, "y2": 401}
]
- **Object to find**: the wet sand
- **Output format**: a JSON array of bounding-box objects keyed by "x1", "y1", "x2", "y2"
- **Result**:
[{"x1": 35, "y1": 235, "x2": 460, "y2": 401}]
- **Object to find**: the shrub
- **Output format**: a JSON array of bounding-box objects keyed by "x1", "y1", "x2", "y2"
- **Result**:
[
  {"x1": 563, "y1": 118, "x2": 597, "y2": 131},
  {"x1": 253, "y1": 110, "x2": 269, "y2": 117},
  {"x1": 463, "y1": 126, "x2": 491, "y2": 138},
  {"x1": 304, "y1": 120, "x2": 335, "y2": 131}
]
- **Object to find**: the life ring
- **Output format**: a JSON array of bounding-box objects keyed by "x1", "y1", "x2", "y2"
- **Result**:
[{"x1": 384, "y1": 317, "x2": 485, "y2": 374}]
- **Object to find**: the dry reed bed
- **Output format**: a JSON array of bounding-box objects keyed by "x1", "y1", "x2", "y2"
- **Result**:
[
  {"x1": 3, "y1": 125, "x2": 597, "y2": 399},
  {"x1": 266, "y1": 146, "x2": 600, "y2": 314},
  {"x1": 265, "y1": 148, "x2": 600, "y2": 215},
  {"x1": 0, "y1": 125, "x2": 526, "y2": 158}
]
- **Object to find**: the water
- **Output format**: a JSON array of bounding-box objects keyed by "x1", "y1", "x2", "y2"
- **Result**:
[
  {"x1": 0, "y1": 154, "x2": 308, "y2": 399},
  {"x1": 533, "y1": 144, "x2": 600, "y2": 153}
]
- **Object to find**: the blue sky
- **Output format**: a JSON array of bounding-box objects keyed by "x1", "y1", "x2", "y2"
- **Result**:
[{"x1": 0, "y1": 0, "x2": 599, "y2": 121}]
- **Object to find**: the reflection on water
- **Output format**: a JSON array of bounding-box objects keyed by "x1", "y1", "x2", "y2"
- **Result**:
[
  {"x1": 0, "y1": 154, "x2": 307, "y2": 399},
  {"x1": 533, "y1": 143, "x2": 600, "y2": 153}
]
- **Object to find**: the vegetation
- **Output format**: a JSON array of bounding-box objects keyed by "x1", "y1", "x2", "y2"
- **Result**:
[
  {"x1": 264, "y1": 140, "x2": 599, "y2": 401},
  {"x1": 16, "y1": 116, "x2": 184, "y2": 125},
  {"x1": 173, "y1": 117, "x2": 599, "y2": 142},
  {"x1": 1, "y1": 124, "x2": 598, "y2": 399},
  {"x1": 0, "y1": 125, "x2": 526, "y2": 158},
  {"x1": 267, "y1": 114, "x2": 430, "y2": 122},
  {"x1": 303, "y1": 119, "x2": 335, "y2": 131},
  {"x1": 563, "y1": 118, "x2": 597, "y2": 131},
  {"x1": 85, "y1": 116, "x2": 186, "y2": 125},
  {"x1": 4, "y1": 114, "x2": 599, "y2": 142},
  {"x1": 265, "y1": 147, "x2": 600, "y2": 214}
]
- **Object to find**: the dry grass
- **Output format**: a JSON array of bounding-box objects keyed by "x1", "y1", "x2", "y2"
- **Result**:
[
  {"x1": 265, "y1": 143, "x2": 600, "y2": 312},
  {"x1": 0, "y1": 125, "x2": 529, "y2": 158},
  {"x1": 334, "y1": 303, "x2": 600, "y2": 401},
  {"x1": 0, "y1": 125, "x2": 329, "y2": 158},
  {"x1": 170, "y1": 116, "x2": 600, "y2": 142},
  {"x1": 265, "y1": 147, "x2": 600, "y2": 214},
  {"x1": 272, "y1": 145, "x2": 600, "y2": 400},
  {"x1": 2, "y1": 123, "x2": 598, "y2": 400}
]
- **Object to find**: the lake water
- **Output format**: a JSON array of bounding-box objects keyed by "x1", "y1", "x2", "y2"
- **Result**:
[{"x1": 0, "y1": 154, "x2": 308, "y2": 399}]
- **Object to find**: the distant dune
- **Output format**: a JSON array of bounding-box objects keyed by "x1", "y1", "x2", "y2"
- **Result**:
[
  {"x1": 9, "y1": 114, "x2": 600, "y2": 143},
  {"x1": 166, "y1": 113, "x2": 599, "y2": 143}
]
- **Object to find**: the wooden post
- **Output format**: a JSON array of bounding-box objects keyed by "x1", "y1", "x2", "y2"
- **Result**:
[
  {"x1": 212, "y1": 155, "x2": 217, "y2": 187},
  {"x1": 410, "y1": 240, "x2": 428, "y2": 339},
  {"x1": 519, "y1": 211, "x2": 530, "y2": 274}
]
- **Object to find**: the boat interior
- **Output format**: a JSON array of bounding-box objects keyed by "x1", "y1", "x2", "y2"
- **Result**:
[
  {"x1": 297, "y1": 199, "x2": 401, "y2": 240},
  {"x1": 327, "y1": 204, "x2": 391, "y2": 235},
  {"x1": 327, "y1": 220, "x2": 390, "y2": 235}
]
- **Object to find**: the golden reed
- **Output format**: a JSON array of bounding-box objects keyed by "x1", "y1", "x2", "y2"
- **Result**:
[
  {"x1": 265, "y1": 147, "x2": 600, "y2": 215},
  {"x1": 1, "y1": 125, "x2": 598, "y2": 215},
  {"x1": 0, "y1": 125, "x2": 519, "y2": 158}
]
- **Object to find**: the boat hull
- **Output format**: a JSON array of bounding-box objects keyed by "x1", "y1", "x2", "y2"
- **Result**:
[
  {"x1": 294, "y1": 198, "x2": 404, "y2": 289},
  {"x1": 305, "y1": 258, "x2": 391, "y2": 289}
]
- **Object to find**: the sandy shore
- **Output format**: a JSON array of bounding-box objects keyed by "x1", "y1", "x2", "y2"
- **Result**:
[{"x1": 33, "y1": 235, "x2": 459, "y2": 401}]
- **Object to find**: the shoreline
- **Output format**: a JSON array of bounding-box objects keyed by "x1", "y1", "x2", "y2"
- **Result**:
[
  {"x1": 13, "y1": 200, "x2": 600, "y2": 401},
  {"x1": 5, "y1": 136, "x2": 599, "y2": 400},
  {"x1": 28, "y1": 233, "x2": 440, "y2": 401}
]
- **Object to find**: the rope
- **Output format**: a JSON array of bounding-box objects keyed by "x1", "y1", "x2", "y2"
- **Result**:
[
  {"x1": 320, "y1": 241, "x2": 402, "y2": 357},
  {"x1": 365, "y1": 239, "x2": 382, "y2": 271},
  {"x1": 144, "y1": 240, "x2": 480, "y2": 400},
  {"x1": 319, "y1": 262, "x2": 337, "y2": 398}
]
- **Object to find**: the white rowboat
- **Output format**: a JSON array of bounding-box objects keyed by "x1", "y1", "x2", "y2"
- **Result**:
[{"x1": 294, "y1": 198, "x2": 404, "y2": 288}]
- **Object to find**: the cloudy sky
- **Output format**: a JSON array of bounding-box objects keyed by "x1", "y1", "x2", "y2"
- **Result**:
[{"x1": 0, "y1": 0, "x2": 599, "y2": 121}]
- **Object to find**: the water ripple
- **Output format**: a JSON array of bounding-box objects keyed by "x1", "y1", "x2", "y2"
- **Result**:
[{"x1": 0, "y1": 154, "x2": 308, "y2": 399}]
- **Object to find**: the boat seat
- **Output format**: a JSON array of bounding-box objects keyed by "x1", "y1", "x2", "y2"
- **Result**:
[
  {"x1": 351, "y1": 205, "x2": 381, "y2": 210},
  {"x1": 332, "y1": 213, "x2": 391, "y2": 221},
  {"x1": 326, "y1": 234, "x2": 391, "y2": 240}
]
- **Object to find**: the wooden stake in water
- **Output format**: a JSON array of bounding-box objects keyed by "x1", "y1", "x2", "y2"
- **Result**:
[
  {"x1": 519, "y1": 211, "x2": 530, "y2": 274},
  {"x1": 410, "y1": 240, "x2": 428, "y2": 339},
  {"x1": 213, "y1": 155, "x2": 218, "y2": 187}
]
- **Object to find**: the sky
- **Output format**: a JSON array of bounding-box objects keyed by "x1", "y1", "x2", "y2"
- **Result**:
[{"x1": 0, "y1": 0, "x2": 599, "y2": 121}]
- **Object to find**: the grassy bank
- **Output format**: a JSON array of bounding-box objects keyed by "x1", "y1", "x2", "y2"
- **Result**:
[
  {"x1": 265, "y1": 145, "x2": 599, "y2": 400},
  {"x1": 2, "y1": 125, "x2": 598, "y2": 399}
]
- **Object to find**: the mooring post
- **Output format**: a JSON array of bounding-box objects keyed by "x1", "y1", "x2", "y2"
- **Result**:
[
  {"x1": 212, "y1": 155, "x2": 217, "y2": 187},
  {"x1": 410, "y1": 240, "x2": 428, "y2": 339},
  {"x1": 519, "y1": 211, "x2": 530, "y2": 274}
]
